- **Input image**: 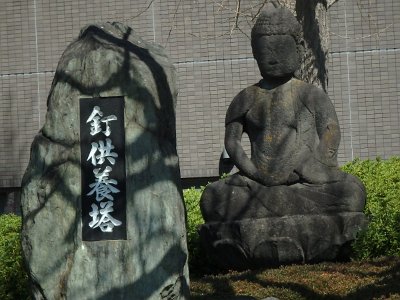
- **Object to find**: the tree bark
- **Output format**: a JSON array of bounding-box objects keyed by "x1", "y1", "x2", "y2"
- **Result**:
[
  {"x1": 169, "y1": 0, "x2": 334, "y2": 90},
  {"x1": 279, "y1": 0, "x2": 331, "y2": 90}
]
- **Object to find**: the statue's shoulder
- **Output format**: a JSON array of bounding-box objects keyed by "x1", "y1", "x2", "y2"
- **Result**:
[
  {"x1": 292, "y1": 78, "x2": 331, "y2": 110},
  {"x1": 292, "y1": 78, "x2": 320, "y2": 95},
  {"x1": 294, "y1": 79, "x2": 329, "y2": 97},
  {"x1": 225, "y1": 84, "x2": 259, "y2": 125}
]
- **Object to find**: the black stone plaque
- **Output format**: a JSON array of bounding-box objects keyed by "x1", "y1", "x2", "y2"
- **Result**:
[{"x1": 80, "y1": 97, "x2": 127, "y2": 241}]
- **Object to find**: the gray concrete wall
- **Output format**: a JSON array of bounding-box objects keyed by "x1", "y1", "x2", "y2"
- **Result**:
[
  {"x1": 0, "y1": 0, "x2": 399, "y2": 188},
  {"x1": 328, "y1": 0, "x2": 400, "y2": 162}
]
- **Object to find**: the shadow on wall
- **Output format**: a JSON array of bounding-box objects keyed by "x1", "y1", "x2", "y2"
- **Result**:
[{"x1": 21, "y1": 23, "x2": 189, "y2": 299}]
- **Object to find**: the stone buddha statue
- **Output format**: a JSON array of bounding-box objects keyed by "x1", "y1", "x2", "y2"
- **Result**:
[{"x1": 199, "y1": 3, "x2": 367, "y2": 269}]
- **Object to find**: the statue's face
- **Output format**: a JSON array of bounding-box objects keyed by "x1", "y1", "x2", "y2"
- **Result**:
[{"x1": 252, "y1": 35, "x2": 300, "y2": 78}]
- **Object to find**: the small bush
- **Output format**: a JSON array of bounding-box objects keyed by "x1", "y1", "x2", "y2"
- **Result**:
[
  {"x1": 0, "y1": 214, "x2": 30, "y2": 300},
  {"x1": 183, "y1": 186, "x2": 209, "y2": 273},
  {"x1": 341, "y1": 157, "x2": 400, "y2": 259}
]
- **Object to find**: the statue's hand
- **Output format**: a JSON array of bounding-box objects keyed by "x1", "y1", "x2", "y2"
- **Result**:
[
  {"x1": 250, "y1": 170, "x2": 289, "y2": 187},
  {"x1": 296, "y1": 155, "x2": 345, "y2": 184}
]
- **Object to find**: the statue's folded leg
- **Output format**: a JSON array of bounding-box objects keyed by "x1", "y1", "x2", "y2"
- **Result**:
[
  {"x1": 200, "y1": 173, "x2": 258, "y2": 222},
  {"x1": 200, "y1": 172, "x2": 366, "y2": 222},
  {"x1": 288, "y1": 172, "x2": 366, "y2": 214},
  {"x1": 200, "y1": 173, "x2": 303, "y2": 221}
]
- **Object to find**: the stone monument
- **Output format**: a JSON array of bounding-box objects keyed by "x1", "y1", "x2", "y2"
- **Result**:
[
  {"x1": 21, "y1": 22, "x2": 189, "y2": 299},
  {"x1": 199, "y1": 3, "x2": 367, "y2": 270}
]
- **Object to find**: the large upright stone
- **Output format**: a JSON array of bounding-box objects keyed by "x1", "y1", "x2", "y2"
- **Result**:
[{"x1": 21, "y1": 22, "x2": 189, "y2": 299}]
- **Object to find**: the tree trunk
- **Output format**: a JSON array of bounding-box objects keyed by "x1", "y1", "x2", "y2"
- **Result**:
[{"x1": 278, "y1": 0, "x2": 331, "y2": 90}]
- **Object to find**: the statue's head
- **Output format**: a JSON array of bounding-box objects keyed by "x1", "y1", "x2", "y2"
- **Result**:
[{"x1": 251, "y1": 2, "x2": 302, "y2": 79}]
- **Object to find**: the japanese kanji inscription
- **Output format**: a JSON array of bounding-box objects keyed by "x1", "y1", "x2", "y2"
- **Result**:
[{"x1": 80, "y1": 97, "x2": 127, "y2": 241}]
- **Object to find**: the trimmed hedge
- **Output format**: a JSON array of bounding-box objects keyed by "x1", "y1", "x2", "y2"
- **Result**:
[
  {"x1": 0, "y1": 214, "x2": 30, "y2": 300},
  {"x1": 182, "y1": 186, "x2": 210, "y2": 273},
  {"x1": 341, "y1": 157, "x2": 400, "y2": 259},
  {"x1": 1, "y1": 157, "x2": 400, "y2": 294},
  {"x1": 181, "y1": 157, "x2": 400, "y2": 269}
]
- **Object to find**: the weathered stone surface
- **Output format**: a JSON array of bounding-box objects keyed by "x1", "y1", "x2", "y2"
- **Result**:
[
  {"x1": 199, "y1": 3, "x2": 367, "y2": 270},
  {"x1": 21, "y1": 22, "x2": 189, "y2": 299},
  {"x1": 200, "y1": 213, "x2": 367, "y2": 270},
  {"x1": 201, "y1": 4, "x2": 366, "y2": 225},
  {"x1": 201, "y1": 172, "x2": 366, "y2": 222}
]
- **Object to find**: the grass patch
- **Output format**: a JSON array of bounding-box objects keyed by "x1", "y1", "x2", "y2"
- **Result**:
[{"x1": 190, "y1": 256, "x2": 400, "y2": 299}]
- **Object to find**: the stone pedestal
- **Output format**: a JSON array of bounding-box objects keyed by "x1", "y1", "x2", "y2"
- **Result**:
[
  {"x1": 199, "y1": 213, "x2": 367, "y2": 270},
  {"x1": 21, "y1": 22, "x2": 189, "y2": 299}
]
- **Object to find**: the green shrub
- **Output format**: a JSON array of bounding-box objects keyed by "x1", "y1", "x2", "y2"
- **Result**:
[
  {"x1": 4, "y1": 157, "x2": 399, "y2": 289},
  {"x1": 0, "y1": 214, "x2": 30, "y2": 300},
  {"x1": 341, "y1": 157, "x2": 400, "y2": 259},
  {"x1": 183, "y1": 157, "x2": 400, "y2": 269},
  {"x1": 183, "y1": 186, "x2": 209, "y2": 273}
]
